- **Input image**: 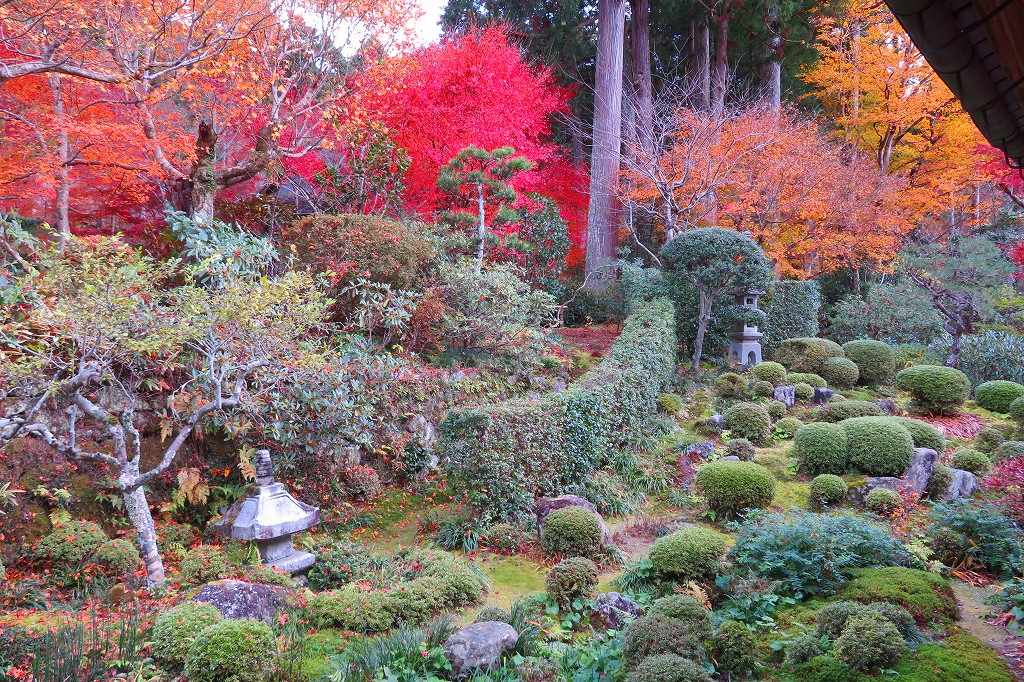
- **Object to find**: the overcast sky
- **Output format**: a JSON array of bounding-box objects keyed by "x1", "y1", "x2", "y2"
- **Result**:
[{"x1": 413, "y1": 0, "x2": 446, "y2": 45}]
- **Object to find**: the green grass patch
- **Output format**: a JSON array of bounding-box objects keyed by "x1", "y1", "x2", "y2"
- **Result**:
[
  {"x1": 892, "y1": 632, "x2": 1013, "y2": 682},
  {"x1": 475, "y1": 555, "x2": 547, "y2": 609},
  {"x1": 839, "y1": 567, "x2": 958, "y2": 625}
]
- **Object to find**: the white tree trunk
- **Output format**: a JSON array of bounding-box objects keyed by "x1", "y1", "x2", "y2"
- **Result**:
[{"x1": 120, "y1": 461, "x2": 165, "y2": 585}]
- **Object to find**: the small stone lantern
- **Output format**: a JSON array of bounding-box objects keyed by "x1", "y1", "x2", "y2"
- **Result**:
[
  {"x1": 215, "y1": 450, "x2": 320, "y2": 577},
  {"x1": 728, "y1": 288, "x2": 764, "y2": 367}
]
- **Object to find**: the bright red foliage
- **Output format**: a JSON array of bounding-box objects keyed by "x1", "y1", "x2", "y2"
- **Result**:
[{"x1": 982, "y1": 457, "x2": 1024, "y2": 523}]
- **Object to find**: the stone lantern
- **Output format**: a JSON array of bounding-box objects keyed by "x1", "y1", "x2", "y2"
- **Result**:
[
  {"x1": 728, "y1": 288, "x2": 764, "y2": 367},
  {"x1": 215, "y1": 450, "x2": 320, "y2": 577}
]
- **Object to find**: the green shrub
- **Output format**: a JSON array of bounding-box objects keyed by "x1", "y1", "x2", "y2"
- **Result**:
[
  {"x1": 648, "y1": 525, "x2": 728, "y2": 582},
  {"x1": 178, "y1": 545, "x2": 232, "y2": 586},
  {"x1": 975, "y1": 380, "x2": 1024, "y2": 413},
  {"x1": 723, "y1": 402, "x2": 772, "y2": 443},
  {"x1": 151, "y1": 602, "x2": 222, "y2": 670},
  {"x1": 839, "y1": 567, "x2": 957, "y2": 625},
  {"x1": 816, "y1": 400, "x2": 884, "y2": 423},
  {"x1": 183, "y1": 618, "x2": 276, "y2": 682},
  {"x1": 541, "y1": 507, "x2": 604, "y2": 558},
  {"x1": 774, "y1": 416, "x2": 803, "y2": 439},
  {"x1": 658, "y1": 393, "x2": 684, "y2": 416},
  {"x1": 483, "y1": 523, "x2": 527, "y2": 552},
  {"x1": 954, "y1": 330, "x2": 1024, "y2": 389},
  {"x1": 725, "y1": 438, "x2": 756, "y2": 461},
  {"x1": 822, "y1": 357, "x2": 859, "y2": 389},
  {"x1": 929, "y1": 500, "x2": 1024, "y2": 578},
  {"x1": 307, "y1": 537, "x2": 374, "y2": 590},
  {"x1": 243, "y1": 564, "x2": 294, "y2": 588},
  {"x1": 305, "y1": 586, "x2": 397, "y2": 632},
  {"x1": 649, "y1": 595, "x2": 712, "y2": 640},
  {"x1": 34, "y1": 520, "x2": 107, "y2": 566},
  {"x1": 475, "y1": 605, "x2": 511, "y2": 624},
  {"x1": 891, "y1": 417, "x2": 946, "y2": 452},
  {"x1": 93, "y1": 538, "x2": 141, "y2": 577},
  {"x1": 710, "y1": 620, "x2": 755, "y2": 678},
  {"x1": 975, "y1": 427, "x2": 1006, "y2": 453},
  {"x1": 715, "y1": 372, "x2": 750, "y2": 398},
  {"x1": 865, "y1": 487, "x2": 901, "y2": 515},
  {"x1": 808, "y1": 474, "x2": 847, "y2": 510},
  {"x1": 1009, "y1": 397, "x2": 1024, "y2": 432},
  {"x1": 784, "y1": 632, "x2": 825, "y2": 666},
  {"x1": 776, "y1": 338, "x2": 845, "y2": 374},
  {"x1": 342, "y1": 465, "x2": 381, "y2": 501},
  {"x1": 695, "y1": 461, "x2": 776, "y2": 517},
  {"x1": 993, "y1": 440, "x2": 1024, "y2": 462},
  {"x1": 767, "y1": 400, "x2": 787, "y2": 420},
  {"x1": 545, "y1": 557, "x2": 598, "y2": 609},
  {"x1": 408, "y1": 549, "x2": 485, "y2": 607},
  {"x1": 628, "y1": 654, "x2": 712, "y2": 682},
  {"x1": 752, "y1": 361, "x2": 787, "y2": 386},
  {"x1": 816, "y1": 601, "x2": 870, "y2": 638},
  {"x1": 928, "y1": 464, "x2": 953, "y2": 499},
  {"x1": 729, "y1": 512, "x2": 914, "y2": 598},
  {"x1": 386, "y1": 577, "x2": 446, "y2": 624},
  {"x1": 622, "y1": 615, "x2": 706, "y2": 666},
  {"x1": 786, "y1": 372, "x2": 827, "y2": 387},
  {"x1": 895, "y1": 365, "x2": 971, "y2": 416},
  {"x1": 439, "y1": 299, "x2": 677, "y2": 522},
  {"x1": 841, "y1": 416, "x2": 914, "y2": 476},
  {"x1": 952, "y1": 448, "x2": 992, "y2": 476},
  {"x1": 583, "y1": 471, "x2": 645, "y2": 517},
  {"x1": 842, "y1": 340, "x2": 896, "y2": 385},
  {"x1": 762, "y1": 280, "x2": 822, "y2": 355},
  {"x1": 752, "y1": 379, "x2": 775, "y2": 398},
  {"x1": 794, "y1": 422, "x2": 849, "y2": 475},
  {"x1": 785, "y1": 656, "x2": 862, "y2": 682},
  {"x1": 833, "y1": 612, "x2": 906, "y2": 671},
  {"x1": 794, "y1": 382, "x2": 814, "y2": 401},
  {"x1": 891, "y1": 633, "x2": 1013, "y2": 682}
]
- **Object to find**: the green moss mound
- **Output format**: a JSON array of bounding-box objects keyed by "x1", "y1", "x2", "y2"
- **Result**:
[
  {"x1": 817, "y1": 400, "x2": 884, "y2": 423},
  {"x1": 723, "y1": 401, "x2": 772, "y2": 443},
  {"x1": 840, "y1": 567, "x2": 958, "y2": 625},
  {"x1": 541, "y1": 506, "x2": 604, "y2": 558},
  {"x1": 808, "y1": 474, "x2": 847, "y2": 510},
  {"x1": 751, "y1": 361, "x2": 787, "y2": 386},
  {"x1": 695, "y1": 460, "x2": 776, "y2": 517},
  {"x1": 842, "y1": 340, "x2": 896, "y2": 385},
  {"x1": 786, "y1": 372, "x2": 827, "y2": 388},
  {"x1": 892, "y1": 633, "x2": 1012, "y2": 682},
  {"x1": 628, "y1": 653, "x2": 712, "y2": 682},
  {"x1": 183, "y1": 618, "x2": 276, "y2": 682},
  {"x1": 648, "y1": 525, "x2": 728, "y2": 582},
  {"x1": 895, "y1": 365, "x2": 971, "y2": 416},
  {"x1": 794, "y1": 422, "x2": 849, "y2": 475},
  {"x1": 865, "y1": 487, "x2": 901, "y2": 515},
  {"x1": 784, "y1": 655, "x2": 864, "y2": 682},
  {"x1": 891, "y1": 417, "x2": 946, "y2": 453},
  {"x1": 545, "y1": 557, "x2": 598, "y2": 609},
  {"x1": 975, "y1": 380, "x2": 1024, "y2": 413},
  {"x1": 151, "y1": 602, "x2": 222, "y2": 670},
  {"x1": 952, "y1": 448, "x2": 992, "y2": 477},
  {"x1": 841, "y1": 416, "x2": 915, "y2": 477},
  {"x1": 822, "y1": 357, "x2": 859, "y2": 389},
  {"x1": 776, "y1": 338, "x2": 845, "y2": 374}
]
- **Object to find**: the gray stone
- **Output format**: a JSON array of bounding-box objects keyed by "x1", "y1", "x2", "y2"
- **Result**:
[
  {"x1": 190, "y1": 579, "x2": 294, "y2": 624},
  {"x1": 719, "y1": 455, "x2": 741, "y2": 462},
  {"x1": 875, "y1": 399, "x2": 897, "y2": 415},
  {"x1": 444, "y1": 621, "x2": 519, "y2": 677},
  {"x1": 450, "y1": 370, "x2": 468, "y2": 382},
  {"x1": 684, "y1": 441, "x2": 716, "y2": 459},
  {"x1": 904, "y1": 448, "x2": 938, "y2": 496},
  {"x1": 941, "y1": 469, "x2": 979, "y2": 500},
  {"x1": 773, "y1": 386, "x2": 796, "y2": 408},
  {"x1": 592, "y1": 592, "x2": 641, "y2": 630},
  {"x1": 812, "y1": 388, "x2": 835, "y2": 405},
  {"x1": 536, "y1": 495, "x2": 611, "y2": 545},
  {"x1": 708, "y1": 414, "x2": 726, "y2": 427}
]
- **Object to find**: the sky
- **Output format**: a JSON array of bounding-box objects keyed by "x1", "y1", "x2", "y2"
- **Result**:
[{"x1": 413, "y1": 0, "x2": 446, "y2": 45}]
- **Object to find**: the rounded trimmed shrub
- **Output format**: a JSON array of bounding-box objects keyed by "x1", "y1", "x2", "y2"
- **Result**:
[
  {"x1": 794, "y1": 382, "x2": 814, "y2": 401},
  {"x1": 865, "y1": 488, "x2": 901, "y2": 515},
  {"x1": 952, "y1": 448, "x2": 992, "y2": 477},
  {"x1": 816, "y1": 399, "x2": 884, "y2": 423},
  {"x1": 342, "y1": 465, "x2": 382, "y2": 501},
  {"x1": 776, "y1": 337, "x2": 845, "y2": 374},
  {"x1": 975, "y1": 380, "x2": 1024, "y2": 413},
  {"x1": 725, "y1": 438, "x2": 756, "y2": 461},
  {"x1": 794, "y1": 422, "x2": 849, "y2": 475},
  {"x1": 1009, "y1": 397, "x2": 1024, "y2": 431},
  {"x1": 841, "y1": 416, "x2": 915, "y2": 477},
  {"x1": 975, "y1": 427, "x2": 1006, "y2": 453},
  {"x1": 928, "y1": 464, "x2": 953, "y2": 499},
  {"x1": 842, "y1": 339, "x2": 896, "y2": 385},
  {"x1": 475, "y1": 605, "x2": 511, "y2": 624},
  {"x1": 622, "y1": 615, "x2": 706, "y2": 666},
  {"x1": 305, "y1": 585, "x2": 397, "y2": 632},
  {"x1": 774, "y1": 416, "x2": 803, "y2": 439},
  {"x1": 695, "y1": 461, "x2": 776, "y2": 517},
  {"x1": 545, "y1": 557, "x2": 598, "y2": 609},
  {"x1": 627, "y1": 654, "x2": 712, "y2": 682},
  {"x1": 710, "y1": 620, "x2": 755, "y2": 678},
  {"x1": 767, "y1": 400, "x2": 787, "y2": 420},
  {"x1": 183, "y1": 618, "x2": 276, "y2": 682},
  {"x1": 752, "y1": 361, "x2": 787, "y2": 386},
  {"x1": 723, "y1": 402, "x2": 772, "y2": 443},
  {"x1": 93, "y1": 538, "x2": 141, "y2": 577},
  {"x1": 151, "y1": 602, "x2": 222, "y2": 670},
  {"x1": 648, "y1": 525, "x2": 727, "y2": 582},
  {"x1": 833, "y1": 612, "x2": 907, "y2": 671},
  {"x1": 714, "y1": 372, "x2": 749, "y2": 399},
  {"x1": 649, "y1": 594, "x2": 712, "y2": 640},
  {"x1": 786, "y1": 372, "x2": 827, "y2": 388},
  {"x1": 993, "y1": 440, "x2": 1024, "y2": 462},
  {"x1": 891, "y1": 417, "x2": 946, "y2": 453},
  {"x1": 895, "y1": 365, "x2": 971, "y2": 416},
  {"x1": 785, "y1": 632, "x2": 825, "y2": 665},
  {"x1": 178, "y1": 545, "x2": 232, "y2": 586},
  {"x1": 751, "y1": 380, "x2": 773, "y2": 398},
  {"x1": 808, "y1": 474, "x2": 847, "y2": 510},
  {"x1": 822, "y1": 357, "x2": 859, "y2": 389},
  {"x1": 840, "y1": 566, "x2": 958, "y2": 625},
  {"x1": 541, "y1": 507, "x2": 603, "y2": 558},
  {"x1": 35, "y1": 520, "x2": 107, "y2": 566}
]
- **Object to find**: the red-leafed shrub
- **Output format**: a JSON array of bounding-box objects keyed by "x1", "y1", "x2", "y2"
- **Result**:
[{"x1": 982, "y1": 457, "x2": 1024, "y2": 522}]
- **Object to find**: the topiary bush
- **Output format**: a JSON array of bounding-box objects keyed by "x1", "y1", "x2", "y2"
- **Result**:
[
  {"x1": 775, "y1": 338, "x2": 845, "y2": 374},
  {"x1": 715, "y1": 372, "x2": 749, "y2": 399},
  {"x1": 752, "y1": 361, "x2": 787, "y2": 386},
  {"x1": 975, "y1": 427, "x2": 1006, "y2": 453},
  {"x1": 725, "y1": 438, "x2": 756, "y2": 461},
  {"x1": 710, "y1": 619, "x2": 756, "y2": 679},
  {"x1": 183, "y1": 618, "x2": 276, "y2": 682},
  {"x1": 622, "y1": 615, "x2": 707, "y2": 666},
  {"x1": 93, "y1": 538, "x2": 141, "y2": 577},
  {"x1": 627, "y1": 654, "x2": 712, "y2": 682},
  {"x1": 928, "y1": 464, "x2": 953, "y2": 499},
  {"x1": 865, "y1": 487, "x2": 901, "y2": 515},
  {"x1": 1009, "y1": 397, "x2": 1024, "y2": 434},
  {"x1": 816, "y1": 400, "x2": 884, "y2": 423},
  {"x1": 694, "y1": 461, "x2": 776, "y2": 517},
  {"x1": 545, "y1": 557, "x2": 598, "y2": 609},
  {"x1": 475, "y1": 605, "x2": 512, "y2": 624},
  {"x1": 895, "y1": 365, "x2": 971, "y2": 416},
  {"x1": 178, "y1": 545, "x2": 232, "y2": 586},
  {"x1": 839, "y1": 567, "x2": 958, "y2": 625},
  {"x1": 34, "y1": 520, "x2": 107, "y2": 567},
  {"x1": 723, "y1": 402, "x2": 772, "y2": 443},
  {"x1": 151, "y1": 602, "x2": 222, "y2": 670},
  {"x1": 993, "y1": 440, "x2": 1024, "y2": 462},
  {"x1": 648, "y1": 525, "x2": 728, "y2": 583},
  {"x1": 305, "y1": 585, "x2": 397, "y2": 632},
  {"x1": 649, "y1": 594, "x2": 712, "y2": 640},
  {"x1": 891, "y1": 417, "x2": 946, "y2": 453},
  {"x1": 767, "y1": 400, "x2": 787, "y2": 420},
  {"x1": 774, "y1": 416, "x2": 803, "y2": 439},
  {"x1": 786, "y1": 372, "x2": 827, "y2": 387},
  {"x1": 952, "y1": 448, "x2": 992, "y2": 477},
  {"x1": 794, "y1": 422, "x2": 849, "y2": 475},
  {"x1": 841, "y1": 416, "x2": 914, "y2": 477},
  {"x1": 833, "y1": 612, "x2": 907, "y2": 671},
  {"x1": 975, "y1": 380, "x2": 1024, "y2": 413},
  {"x1": 794, "y1": 382, "x2": 814, "y2": 401},
  {"x1": 541, "y1": 506, "x2": 604, "y2": 558},
  {"x1": 307, "y1": 537, "x2": 374, "y2": 590},
  {"x1": 808, "y1": 474, "x2": 848, "y2": 511},
  {"x1": 822, "y1": 357, "x2": 859, "y2": 389},
  {"x1": 842, "y1": 339, "x2": 896, "y2": 385},
  {"x1": 752, "y1": 379, "x2": 775, "y2": 398}
]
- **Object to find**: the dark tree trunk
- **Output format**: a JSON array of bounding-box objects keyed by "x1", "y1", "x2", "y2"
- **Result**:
[
  {"x1": 690, "y1": 16, "x2": 711, "y2": 111},
  {"x1": 761, "y1": 1, "x2": 781, "y2": 112},
  {"x1": 584, "y1": 0, "x2": 627, "y2": 291},
  {"x1": 947, "y1": 332, "x2": 962, "y2": 367},
  {"x1": 711, "y1": 12, "x2": 730, "y2": 118},
  {"x1": 189, "y1": 121, "x2": 218, "y2": 223},
  {"x1": 630, "y1": 0, "x2": 653, "y2": 153},
  {"x1": 692, "y1": 286, "x2": 713, "y2": 371}
]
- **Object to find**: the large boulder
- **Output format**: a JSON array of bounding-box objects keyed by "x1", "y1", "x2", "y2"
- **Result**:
[
  {"x1": 812, "y1": 388, "x2": 835, "y2": 405},
  {"x1": 774, "y1": 386, "x2": 796, "y2": 408},
  {"x1": 904, "y1": 447, "x2": 938, "y2": 495},
  {"x1": 875, "y1": 399, "x2": 897, "y2": 415},
  {"x1": 941, "y1": 469, "x2": 979, "y2": 500},
  {"x1": 189, "y1": 580, "x2": 294, "y2": 624},
  {"x1": 444, "y1": 621, "x2": 519, "y2": 677},
  {"x1": 683, "y1": 441, "x2": 716, "y2": 459},
  {"x1": 535, "y1": 495, "x2": 612, "y2": 544},
  {"x1": 592, "y1": 592, "x2": 641, "y2": 630}
]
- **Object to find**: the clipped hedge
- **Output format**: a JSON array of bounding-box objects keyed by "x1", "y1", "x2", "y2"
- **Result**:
[
  {"x1": 786, "y1": 372, "x2": 827, "y2": 388},
  {"x1": 951, "y1": 448, "x2": 991, "y2": 477},
  {"x1": 723, "y1": 401, "x2": 772, "y2": 443},
  {"x1": 541, "y1": 507, "x2": 604, "y2": 558},
  {"x1": 751, "y1": 361, "x2": 787, "y2": 386},
  {"x1": 822, "y1": 357, "x2": 859, "y2": 389},
  {"x1": 439, "y1": 299, "x2": 677, "y2": 522},
  {"x1": 808, "y1": 474, "x2": 848, "y2": 510},
  {"x1": 152, "y1": 603, "x2": 222, "y2": 670},
  {"x1": 775, "y1": 338, "x2": 845, "y2": 374},
  {"x1": 974, "y1": 380, "x2": 1024, "y2": 413},
  {"x1": 891, "y1": 417, "x2": 945, "y2": 453},
  {"x1": 841, "y1": 417, "x2": 915, "y2": 477},
  {"x1": 842, "y1": 340, "x2": 896, "y2": 385},
  {"x1": 795, "y1": 422, "x2": 849, "y2": 475},
  {"x1": 816, "y1": 400, "x2": 884, "y2": 423},
  {"x1": 695, "y1": 461, "x2": 776, "y2": 517},
  {"x1": 895, "y1": 365, "x2": 971, "y2": 416},
  {"x1": 183, "y1": 619, "x2": 276, "y2": 682},
  {"x1": 649, "y1": 525, "x2": 728, "y2": 582}
]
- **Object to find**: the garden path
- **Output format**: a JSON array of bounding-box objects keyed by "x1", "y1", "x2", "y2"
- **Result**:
[{"x1": 953, "y1": 581, "x2": 1024, "y2": 680}]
